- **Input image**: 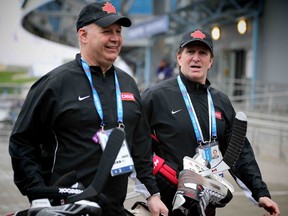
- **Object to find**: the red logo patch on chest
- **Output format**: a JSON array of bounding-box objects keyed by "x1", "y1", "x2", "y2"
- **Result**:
[
  {"x1": 215, "y1": 111, "x2": 222, "y2": 120},
  {"x1": 121, "y1": 92, "x2": 135, "y2": 101}
]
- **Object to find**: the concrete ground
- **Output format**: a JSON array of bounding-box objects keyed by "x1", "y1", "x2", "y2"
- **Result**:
[{"x1": 1, "y1": 132, "x2": 287, "y2": 215}]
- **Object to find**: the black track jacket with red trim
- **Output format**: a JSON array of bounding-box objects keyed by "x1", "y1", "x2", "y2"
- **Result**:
[
  {"x1": 9, "y1": 54, "x2": 157, "y2": 215},
  {"x1": 141, "y1": 72, "x2": 270, "y2": 203}
]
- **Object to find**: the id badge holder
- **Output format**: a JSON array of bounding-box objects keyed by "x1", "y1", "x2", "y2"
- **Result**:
[
  {"x1": 197, "y1": 141, "x2": 224, "y2": 177},
  {"x1": 209, "y1": 141, "x2": 222, "y2": 167},
  {"x1": 197, "y1": 143, "x2": 212, "y2": 163},
  {"x1": 95, "y1": 128, "x2": 134, "y2": 176}
]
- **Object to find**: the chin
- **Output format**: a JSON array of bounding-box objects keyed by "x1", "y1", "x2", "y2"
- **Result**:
[
  {"x1": 108, "y1": 54, "x2": 118, "y2": 61},
  {"x1": 105, "y1": 56, "x2": 116, "y2": 62}
]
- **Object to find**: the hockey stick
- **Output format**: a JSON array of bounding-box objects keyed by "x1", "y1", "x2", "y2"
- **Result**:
[
  {"x1": 200, "y1": 111, "x2": 247, "y2": 177},
  {"x1": 67, "y1": 127, "x2": 125, "y2": 203}
]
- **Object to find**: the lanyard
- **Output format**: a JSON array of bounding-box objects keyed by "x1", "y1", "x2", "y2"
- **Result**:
[
  {"x1": 81, "y1": 58, "x2": 123, "y2": 129},
  {"x1": 177, "y1": 75, "x2": 217, "y2": 144}
]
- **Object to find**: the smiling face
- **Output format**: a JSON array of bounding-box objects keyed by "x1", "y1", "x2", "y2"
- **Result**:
[
  {"x1": 177, "y1": 41, "x2": 214, "y2": 84},
  {"x1": 78, "y1": 22, "x2": 123, "y2": 72}
]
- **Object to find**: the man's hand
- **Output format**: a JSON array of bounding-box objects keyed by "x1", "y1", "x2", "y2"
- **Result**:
[
  {"x1": 147, "y1": 193, "x2": 169, "y2": 216},
  {"x1": 259, "y1": 197, "x2": 280, "y2": 216}
]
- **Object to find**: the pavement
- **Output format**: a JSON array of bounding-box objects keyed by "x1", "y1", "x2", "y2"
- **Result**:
[{"x1": 1, "y1": 126, "x2": 287, "y2": 216}]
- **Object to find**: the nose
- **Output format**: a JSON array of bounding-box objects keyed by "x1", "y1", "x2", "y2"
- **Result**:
[
  {"x1": 192, "y1": 53, "x2": 200, "y2": 62},
  {"x1": 110, "y1": 31, "x2": 121, "y2": 42}
]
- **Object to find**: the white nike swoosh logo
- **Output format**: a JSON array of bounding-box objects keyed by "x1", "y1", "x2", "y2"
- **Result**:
[
  {"x1": 171, "y1": 109, "x2": 182, "y2": 114},
  {"x1": 78, "y1": 95, "x2": 90, "y2": 101}
]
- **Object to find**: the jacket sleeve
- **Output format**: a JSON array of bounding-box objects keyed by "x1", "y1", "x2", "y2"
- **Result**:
[
  {"x1": 215, "y1": 89, "x2": 271, "y2": 202},
  {"x1": 129, "y1": 84, "x2": 159, "y2": 196},
  {"x1": 230, "y1": 137, "x2": 271, "y2": 201},
  {"x1": 9, "y1": 75, "x2": 58, "y2": 195}
]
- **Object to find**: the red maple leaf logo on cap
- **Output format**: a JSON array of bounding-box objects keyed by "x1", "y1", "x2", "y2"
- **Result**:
[
  {"x1": 191, "y1": 30, "x2": 206, "y2": 39},
  {"x1": 102, "y1": 2, "x2": 116, "y2": 13}
]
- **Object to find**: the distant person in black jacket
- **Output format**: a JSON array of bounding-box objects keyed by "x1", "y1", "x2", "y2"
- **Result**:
[{"x1": 156, "y1": 59, "x2": 174, "y2": 82}]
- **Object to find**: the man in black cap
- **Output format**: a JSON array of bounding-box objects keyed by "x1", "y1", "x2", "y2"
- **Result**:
[
  {"x1": 141, "y1": 29, "x2": 280, "y2": 215},
  {"x1": 9, "y1": 2, "x2": 168, "y2": 216}
]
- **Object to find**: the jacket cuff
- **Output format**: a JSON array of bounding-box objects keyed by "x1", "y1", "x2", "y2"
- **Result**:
[
  {"x1": 253, "y1": 191, "x2": 271, "y2": 202},
  {"x1": 144, "y1": 183, "x2": 159, "y2": 199}
]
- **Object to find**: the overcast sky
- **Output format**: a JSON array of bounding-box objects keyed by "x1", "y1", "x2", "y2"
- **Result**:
[{"x1": 0, "y1": 0, "x2": 79, "y2": 68}]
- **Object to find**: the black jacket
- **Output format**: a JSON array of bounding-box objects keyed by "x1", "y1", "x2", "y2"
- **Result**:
[
  {"x1": 9, "y1": 54, "x2": 158, "y2": 215},
  {"x1": 141, "y1": 72, "x2": 270, "y2": 203}
]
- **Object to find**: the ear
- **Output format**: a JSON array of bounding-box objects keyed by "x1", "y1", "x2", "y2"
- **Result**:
[
  {"x1": 176, "y1": 52, "x2": 182, "y2": 66},
  {"x1": 78, "y1": 28, "x2": 88, "y2": 43},
  {"x1": 208, "y1": 57, "x2": 214, "y2": 70}
]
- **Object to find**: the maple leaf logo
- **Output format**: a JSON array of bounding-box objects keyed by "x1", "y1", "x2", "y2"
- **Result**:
[
  {"x1": 191, "y1": 30, "x2": 206, "y2": 39},
  {"x1": 102, "y1": 2, "x2": 116, "y2": 13}
]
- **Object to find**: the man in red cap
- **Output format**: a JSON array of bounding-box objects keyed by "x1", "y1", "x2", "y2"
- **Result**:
[
  {"x1": 9, "y1": 2, "x2": 168, "y2": 216},
  {"x1": 141, "y1": 29, "x2": 280, "y2": 215}
]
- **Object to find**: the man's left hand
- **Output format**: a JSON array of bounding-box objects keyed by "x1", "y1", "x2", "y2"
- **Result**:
[{"x1": 259, "y1": 197, "x2": 280, "y2": 216}]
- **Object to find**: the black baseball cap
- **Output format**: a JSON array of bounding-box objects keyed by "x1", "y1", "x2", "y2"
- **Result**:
[
  {"x1": 179, "y1": 29, "x2": 213, "y2": 53},
  {"x1": 76, "y1": 2, "x2": 131, "y2": 31}
]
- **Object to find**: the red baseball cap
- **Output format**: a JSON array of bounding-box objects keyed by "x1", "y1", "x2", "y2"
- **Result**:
[
  {"x1": 179, "y1": 29, "x2": 213, "y2": 54},
  {"x1": 76, "y1": 2, "x2": 131, "y2": 31}
]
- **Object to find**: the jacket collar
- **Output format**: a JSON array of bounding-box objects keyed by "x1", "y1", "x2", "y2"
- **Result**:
[
  {"x1": 76, "y1": 53, "x2": 115, "y2": 76},
  {"x1": 179, "y1": 72, "x2": 211, "y2": 92}
]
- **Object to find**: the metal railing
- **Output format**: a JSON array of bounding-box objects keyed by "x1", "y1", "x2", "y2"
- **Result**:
[
  {"x1": 210, "y1": 78, "x2": 288, "y2": 161},
  {"x1": 211, "y1": 78, "x2": 288, "y2": 115}
]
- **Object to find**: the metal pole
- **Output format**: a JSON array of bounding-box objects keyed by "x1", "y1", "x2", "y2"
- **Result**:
[
  {"x1": 144, "y1": 43, "x2": 151, "y2": 88},
  {"x1": 251, "y1": 14, "x2": 259, "y2": 108}
]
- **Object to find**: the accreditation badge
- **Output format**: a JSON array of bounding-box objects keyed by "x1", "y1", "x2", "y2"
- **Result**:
[
  {"x1": 197, "y1": 141, "x2": 223, "y2": 176},
  {"x1": 94, "y1": 128, "x2": 134, "y2": 176}
]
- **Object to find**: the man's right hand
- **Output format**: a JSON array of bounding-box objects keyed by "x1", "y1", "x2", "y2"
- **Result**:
[{"x1": 147, "y1": 194, "x2": 168, "y2": 216}]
